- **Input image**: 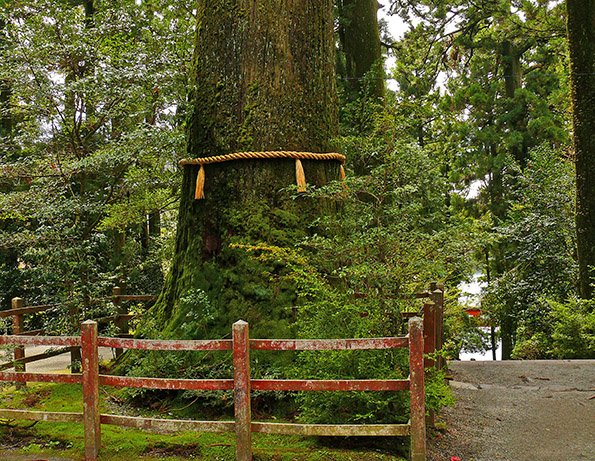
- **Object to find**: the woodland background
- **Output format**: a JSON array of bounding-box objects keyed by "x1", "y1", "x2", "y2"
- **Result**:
[{"x1": 0, "y1": 0, "x2": 593, "y2": 381}]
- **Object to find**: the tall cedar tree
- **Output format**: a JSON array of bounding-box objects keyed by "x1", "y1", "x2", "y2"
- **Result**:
[
  {"x1": 148, "y1": 0, "x2": 340, "y2": 338},
  {"x1": 338, "y1": 0, "x2": 384, "y2": 100},
  {"x1": 567, "y1": 0, "x2": 595, "y2": 300}
]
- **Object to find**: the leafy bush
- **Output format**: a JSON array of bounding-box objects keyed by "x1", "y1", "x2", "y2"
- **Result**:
[
  {"x1": 510, "y1": 297, "x2": 595, "y2": 359},
  {"x1": 242, "y1": 244, "x2": 455, "y2": 424},
  {"x1": 485, "y1": 146, "x2": 577, "y2": 358},
  {"x1": 549, "y1": 298, "x2": 595, "y2": 359}
]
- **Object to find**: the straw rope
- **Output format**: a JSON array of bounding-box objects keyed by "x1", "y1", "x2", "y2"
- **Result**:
[{"x1": 179, "y1": 151, "x2": 346, "y2": 199}]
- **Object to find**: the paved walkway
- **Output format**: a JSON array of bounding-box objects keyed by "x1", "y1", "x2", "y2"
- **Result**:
[
  {"x1": 429, "y1": 360, "x2": 595, "y2": 461},
  {"x1": 6, "y1": 346, "x2": 114, "y2": 373}
]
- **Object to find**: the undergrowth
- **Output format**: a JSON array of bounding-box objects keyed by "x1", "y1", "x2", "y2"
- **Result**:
[{"x1": 0, "y1": 382, "x2": 406, "y2": 460}]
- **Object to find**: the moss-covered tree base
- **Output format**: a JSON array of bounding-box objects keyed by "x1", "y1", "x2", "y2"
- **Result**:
[{"x1": 147, "y1": 158, "x2": 340, "y2": 340}]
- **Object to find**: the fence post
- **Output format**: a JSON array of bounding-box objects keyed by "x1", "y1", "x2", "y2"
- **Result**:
[
  {"x1": 431, "y1": 284, "x2": 445, "y2": 370},
  {"x1": 409, "y1": 317, "x2": 426, "y2": 461},
  {"x1": 81, "y1": 321, "x2": 101, "y2": 460},
  {"x1": 112, "y1": 286, "x2": 125, "y2": 358},
  {"x1": 233, "y1": 320, "x2": 252, "y2": 461},
  {"x1": 422, "y1": 299, "x2": 436, "y2": 368},
  {"x1": 69, "y1": 303, "x2": 82, "y2": 373},
  {"x1": 11, "y1": 298, "x2": 25, "y2": 389}
]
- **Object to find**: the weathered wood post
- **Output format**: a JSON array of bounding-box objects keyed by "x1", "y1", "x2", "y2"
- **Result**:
[
  {"x1": 409, "y1": 316, "x2": 426, "y2": 461},
  {"x1": 11, "y1": 297, "x2": 25, "y2": 389},
  {"x1": 431, "y1": 284, "x2": 445, "y2": 370},
  {"x1": 422, "y1": 297, "x2": 436, "y2": 368},
  {"x1": 112, "y1": 286, "x2": 126, "y2": 358},
  {"x1": 69, "y1": 302, "x2": 82, "y2": 373},
  {"x1": 233, "y1": 320, "x2": 252, "y2": 461},
  {"x1": 81, "y1": 320, "x2": 100, "y2": 460}
]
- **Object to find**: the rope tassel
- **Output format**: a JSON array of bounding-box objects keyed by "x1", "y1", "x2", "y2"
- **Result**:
[
  {"x1": 195, "y1": 165, "x2": 205, "y2": 199},
  {"x1": 180, "y1": 152, "x2": 346, "y2": 199},
  {"x1": 295, "y1": 158, "x2": 306, "y2": 192}
]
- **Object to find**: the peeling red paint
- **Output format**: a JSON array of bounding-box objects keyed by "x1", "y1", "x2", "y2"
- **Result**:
[
  {"x1": 250, "y1": 337, "x2": 408, "y2": 351},
  {"x1": 0, "y1": 371, "x2": 82, "y2": 384},
  {"x1": 409, "y1": 317, "x2": 426, "y2": 461},
  {"x1": 251, "y1": 379, "x2": 410, "y2": 392},
  {"x1": 100, "y1": 375, "x2": 233, "y2": 390},
  {"x1": 82, "y1": 321, "x2": 101, "y2": 460},
  {"x1": 233, "y1": 320, "x2": 252, "y2": 461},
  {"x1": 97, "y1": 337, "x2": 232, "y2": 351}
]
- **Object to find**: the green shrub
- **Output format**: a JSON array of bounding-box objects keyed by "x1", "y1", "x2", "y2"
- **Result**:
[{"x1": 549, "y1": 298, "x2": 595, "y2": 359}]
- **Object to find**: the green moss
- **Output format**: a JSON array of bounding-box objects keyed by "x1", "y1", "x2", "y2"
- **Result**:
[{"x1": 0, "y1": 383, "x2": 405, "y2": 460}]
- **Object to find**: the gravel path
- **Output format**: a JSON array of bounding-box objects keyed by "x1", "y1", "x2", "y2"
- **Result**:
[{"x1": 428, "y1": 360, "x2": 595, "y2": 461}]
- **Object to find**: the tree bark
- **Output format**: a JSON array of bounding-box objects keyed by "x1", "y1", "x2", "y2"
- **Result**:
[
  {"x1": 149, "y1": 0, "x2": 339, "y2": 338},
  {"x1": 567, "y1": 0, "x2": 595, "y2": 300},
  {"x1": 338, "y1": 0, "x2": 384, "y2": 99}
]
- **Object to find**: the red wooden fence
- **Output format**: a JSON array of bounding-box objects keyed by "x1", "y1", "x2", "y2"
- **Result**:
[
  {"x1": 0, "y1": 318, "x2": 426, "y2": 461},
  {"x1": 0, "y1": 288, "x2": 156, "y2": 373}
]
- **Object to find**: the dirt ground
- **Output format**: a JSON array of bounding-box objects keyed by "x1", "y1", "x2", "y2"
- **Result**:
[{"x1": 427, "y1": 360, "x2": 595, "y2": 461}]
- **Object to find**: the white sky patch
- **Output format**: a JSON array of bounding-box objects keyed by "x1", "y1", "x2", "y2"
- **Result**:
[
  {"x1": 378, "y1": 7, "x2": 408, "y2": 92},
  {"x1": 464, "y1": 177, "x2": 486, "y2": 200},
  {"x1": 459, "y1": 271, "x2": 486, "y2": 307}
]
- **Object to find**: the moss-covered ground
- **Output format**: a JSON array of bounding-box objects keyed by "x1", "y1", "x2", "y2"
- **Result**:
[{"x1": 0, "y1": 382, "x2": 406, "y2": 460}]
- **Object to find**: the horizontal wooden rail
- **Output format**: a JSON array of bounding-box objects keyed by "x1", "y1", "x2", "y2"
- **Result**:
[
  {"x1": 0, "y1": 335, "x2": 80, "y2": 347},
  {"x1": 0, "y1": 371, "x2": 82, "y2": 384},
  {"x1": 401, "y1": 311, "x2": 422, "y2": 319},
  {"x1": 0, "y1": 409, "x2": 83, "y2": 423},
  {"x1": 16, "y1": 329, "x2": 44, "y2": 336},
  {"x1": 0, "y1": 305, "x2": 55, "y2": 317},
  {"x1": 251, "y1": 379, "x2": 410, "y2": 392},
  {"x1": 93, "y1": 315, "x2": 118, "y2": 324},
  {"x1": 0, "y1": 293, "x2": 154, "y2": 319},
  {"x1": 100, "y1": 414, "x2": 234, "y2": 432},
  {"x1": 252, "y1": 422, "x2": 411, "y2": 437},
  {"x1": 250, "y1": 337, "x2": 408, "y2": 350},
  {"x1": 97, "y1": 337, "x2": 232, "y2": 351},
  {"x1": 99, "y1": 375, "x2": 233, "y2": 391}
]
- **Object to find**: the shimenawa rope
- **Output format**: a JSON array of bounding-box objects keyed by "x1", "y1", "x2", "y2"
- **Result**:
[{"x1": 179, "y1": 151, "x2": 346, "y2": 199}]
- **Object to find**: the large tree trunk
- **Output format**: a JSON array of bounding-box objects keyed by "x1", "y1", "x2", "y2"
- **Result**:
[
  {"x1": 149, "y1": 0, "x2": 339, "y2": 338},
  {"x1": 567, "y1": 0, "x2": 595, "y2": 300},
  {"x1": 338, "y1": 0, "x2": 384, "y2": 99}
]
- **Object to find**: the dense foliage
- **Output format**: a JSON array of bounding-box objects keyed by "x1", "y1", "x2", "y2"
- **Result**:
[
  {"x1": 1, "y1": 0, "x2": 593, "y2": 431},
  {"x1": 0, "y1": 0, "x2": 192, "y2": 316}
]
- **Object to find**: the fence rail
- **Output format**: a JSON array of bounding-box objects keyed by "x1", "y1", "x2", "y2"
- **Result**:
[
  {"x1": 0, "y1": 318, "x2": 426, "y2": 461},
  {"x1": 0, "y1": 287, "x2": 156, "y2": 372},
  {"x1": 1, "y1": 283, "x2": 444, "y2": 377}
]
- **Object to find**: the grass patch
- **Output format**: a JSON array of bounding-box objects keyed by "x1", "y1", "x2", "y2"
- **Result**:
[{"x1": 0, "y1": 382, "x2": 406, "y2": 460}]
